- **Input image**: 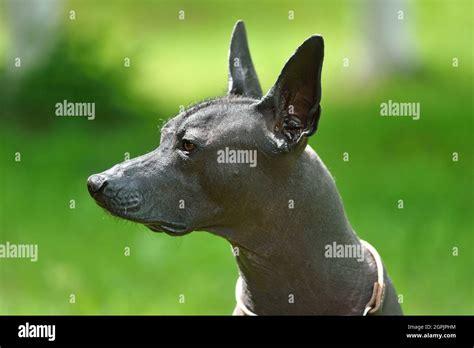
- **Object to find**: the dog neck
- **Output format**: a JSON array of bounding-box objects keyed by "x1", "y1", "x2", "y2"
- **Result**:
[{"x1": 219, "y1": 146, "x2": 377, "y2": 315}]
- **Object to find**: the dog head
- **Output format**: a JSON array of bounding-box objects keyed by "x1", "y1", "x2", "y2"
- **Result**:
[{"x1": 87, "y1": 21, "x2": 324, "y2": 236}]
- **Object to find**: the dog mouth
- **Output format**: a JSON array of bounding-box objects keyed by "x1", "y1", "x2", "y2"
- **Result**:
[
  {"x1": 91, "y1": 187, "x2": 143, "y2": 214},
  {"x1": 92, "y1": 197, "x2": 190, "y2": 236},
  {"x1": 88, "y1": 182, "x2": 190, "y2": 237}
]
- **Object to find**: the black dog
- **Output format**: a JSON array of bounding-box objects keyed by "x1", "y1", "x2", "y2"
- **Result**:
[{"x1": 88, "y1": 21, "x2": 402, "y2": 315}]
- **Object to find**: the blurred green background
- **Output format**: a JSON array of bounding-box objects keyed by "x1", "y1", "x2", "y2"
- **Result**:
[{"x1": 0, "y1": 0, "x2": 472, "y2": 315}]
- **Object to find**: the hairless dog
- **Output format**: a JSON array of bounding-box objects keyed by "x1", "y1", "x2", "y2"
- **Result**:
[{"x1": 88, "y1": 21, "x2": 403, "y2": 315}]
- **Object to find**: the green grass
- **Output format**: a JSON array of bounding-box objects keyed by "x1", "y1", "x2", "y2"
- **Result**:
[{"x1": 0, "y1": 0, "x2": 472, "y2": 315}]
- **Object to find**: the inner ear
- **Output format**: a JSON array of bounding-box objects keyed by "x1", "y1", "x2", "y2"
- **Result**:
[
  {"x1": 279, "y1": 109, "x2": 321, "y2": 147},
  {"x1": 279, "y1": 87, "x2": 322, "y2": 142},
  {"x1": 258, "y1": 35, "x2": 324, "y2": 149}
]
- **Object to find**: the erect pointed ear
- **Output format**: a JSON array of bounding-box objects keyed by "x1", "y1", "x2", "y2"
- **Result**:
[
  {"x1": 257, "y1": 35, "x2": 324, "y2": 149},
  {"x1": 227, "y1": 20, "x2": 262, "y2": 99}
]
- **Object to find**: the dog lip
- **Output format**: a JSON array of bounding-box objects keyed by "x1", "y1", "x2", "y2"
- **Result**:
[
  {"x1": 91, "y1": 190, "x2": 142, "y2": 215},
  {"x1": 145, "y1": 223, "x2": 163, "y2": 232},
  {"x1": 90, "y1": 197, "x2": 188, "y2": 236},
  {"x1": 145, "y1": 221, "x2": 190, "y2": 236}
]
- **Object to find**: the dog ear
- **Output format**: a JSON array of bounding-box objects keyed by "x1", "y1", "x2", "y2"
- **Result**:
[
  {"x1": 257, "y1": 35, "x2": 324, "y2": 149},
  {"x1": 227, "y1": 20, "x2": 262, "y2": 99}
]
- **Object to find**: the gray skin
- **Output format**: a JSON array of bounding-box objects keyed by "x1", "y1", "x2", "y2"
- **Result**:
[{"x1": 87, "y1": 21, "x2": 402, "y2": 315}]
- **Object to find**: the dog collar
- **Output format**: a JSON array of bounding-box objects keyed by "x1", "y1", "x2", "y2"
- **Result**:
[
  {"x1": 360, "y1": 240, "x2": 386, "y2": 315},
  {"x1": 235, "y1": 239, "x2": 386, "y2": 316}
]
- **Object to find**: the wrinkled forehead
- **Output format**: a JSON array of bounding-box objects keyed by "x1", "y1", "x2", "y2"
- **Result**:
[
  {"x1": 161, "y1": 99, "x2": 258, "y2": 140},
  {"x1": 183, "y1": 103, "x2": 228, "y2": 134}
]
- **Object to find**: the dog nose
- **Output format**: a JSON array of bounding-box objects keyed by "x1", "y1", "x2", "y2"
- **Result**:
[{"x1": 87, "y1": 174, "x2": 108, "y2": 194}]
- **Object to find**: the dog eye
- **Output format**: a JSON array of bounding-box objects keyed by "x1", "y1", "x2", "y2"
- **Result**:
[{"x1": 182, "y1": 139, "x2": 196, "y2": 152}]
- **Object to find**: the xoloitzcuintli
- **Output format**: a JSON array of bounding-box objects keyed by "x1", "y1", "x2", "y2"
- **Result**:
[{"x1": 87, "y1": 21, "x2": 403, "y2": 315}]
